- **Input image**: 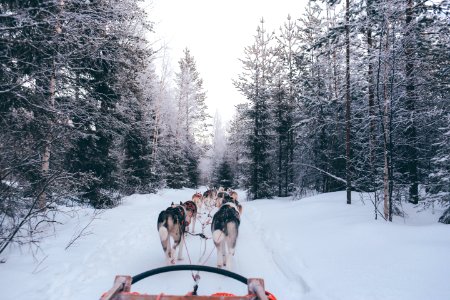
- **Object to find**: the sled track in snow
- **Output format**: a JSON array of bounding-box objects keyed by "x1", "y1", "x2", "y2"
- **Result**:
[{"x1": 241, "y1": 204, "x2": 312, "y2": 297}]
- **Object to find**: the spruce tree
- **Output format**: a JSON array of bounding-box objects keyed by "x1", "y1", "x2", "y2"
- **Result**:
[
  {"x1": 172, "y1": 48, "x2": 210, "y2": 189},
  {"x1": 235, "y1": 19, "x2": 276, "y2": 199},
  {"x1": 215, "y1": 160, "x2": 234, "y2": 190}
]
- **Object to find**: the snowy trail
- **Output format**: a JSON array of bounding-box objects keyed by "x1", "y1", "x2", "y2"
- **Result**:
[
  {"x1": 59, "y1": 188, "x2": 319, "y2": 299},
  {"x1": 2, "y1": 188, "x2": 450, "y2": 300},
  {"x1": 236, "y1": 204, "x2": 307, "y2": 298},
  {"x1": 127, "y1": 189, "x2": 314, "y2": 298},
  {"x1": 34, "y1": 188, "x2": 309, "y2": 299},
  {"x1": 238, "y1": 201, "x2": 327, "y2": 300}
]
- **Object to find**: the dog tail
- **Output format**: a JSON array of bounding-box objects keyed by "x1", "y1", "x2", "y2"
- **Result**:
[
  {"x1": 212, "y1": 230, "x2": 225, "y2": 245},
  {"x1": 158, "y1": 212, "x2": 174, "y2": 241}
]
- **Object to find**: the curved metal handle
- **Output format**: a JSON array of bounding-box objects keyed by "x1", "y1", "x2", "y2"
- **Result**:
[{"x1": 131, "y1": 264, "x2": 248, "y2": 285}]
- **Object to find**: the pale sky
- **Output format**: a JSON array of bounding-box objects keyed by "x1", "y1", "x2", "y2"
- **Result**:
[{"x1": 148, "y1": 0, "x2": 308, "y2": 124}]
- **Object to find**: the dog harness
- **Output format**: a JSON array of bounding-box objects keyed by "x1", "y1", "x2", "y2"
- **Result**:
[
  {"x1": 222, "y1": 202, "x2": 240, "y2": 215},
  {"x1": 167, "y1": 205, "x2": 186, "y2": 227},
  {"x1": 183, "y1": 200, "x2": 197, "y2": 214}
]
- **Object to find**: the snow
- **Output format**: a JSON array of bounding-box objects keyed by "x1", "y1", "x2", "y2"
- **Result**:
[{"x1": 1, "y1": 188, "x2": 449, "y2": 300}]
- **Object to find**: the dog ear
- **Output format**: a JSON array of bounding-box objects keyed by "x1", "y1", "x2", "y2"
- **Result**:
[
  {"x1": 171, "y1": 202, "x2": 174, "y2": 205},
  {"x1": 180, "y1": 201, "x2": 183, "y2": 205}
]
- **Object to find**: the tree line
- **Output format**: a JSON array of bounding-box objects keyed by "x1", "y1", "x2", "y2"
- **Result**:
[
  {"x1": 1, "y1": 0, "x2": 448, "y2": 255},
  {"x1": 226, "y1": 0, "x2": 449, "y2": 222},
  {"x1": 0, "y1": 0, "x2": 210, "y2": 254}
]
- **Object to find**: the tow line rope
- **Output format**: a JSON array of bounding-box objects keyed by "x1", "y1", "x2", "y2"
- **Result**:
[{"x1": 182, "y1": 203, "x2": 219, "y2": 296}]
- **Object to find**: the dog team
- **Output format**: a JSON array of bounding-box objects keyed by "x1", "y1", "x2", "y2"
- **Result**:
[{"x1": 157, "y1": 187, "x2": 242, "y2": 270}]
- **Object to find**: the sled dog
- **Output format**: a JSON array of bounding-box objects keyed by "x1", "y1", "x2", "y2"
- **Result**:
[
  {"x1": 192, "y1": 192, "x2": 203, "y2": 210},
  {"x1": 182, "y1": 200, "x2": 198, "y2": 233},
  {"x1": 215, "y1": 190, "x2": 228, "y2": 208},
  {"x1": 228, "y1": 190, "x2": 238, "y2": 201},
  {"x1": 211, "y1": 197, "x2": 241, "y2": 270},
  {"x1": 202, "y1": 189, "x2": 217, "y2": 208},
  {"x1": 157, "y1": 201, "x2": 197, "y2": 265},
  {"x1": 216, "y1": 190, "x2": 243, "y2": 215}
]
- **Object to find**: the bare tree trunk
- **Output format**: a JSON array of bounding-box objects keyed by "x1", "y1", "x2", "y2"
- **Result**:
[
  {"x1": 345, "y1": 0, "x2": 352, "y2": 204},
  {"x1": 405, "y1": 0, "x2": 418, "y2": 204},
  {"x1": 367, "y1": 0, "x2": 378, "y2": 219},
  {"x1": 383, "y1": 106, "x2": 390, "y2": 220},
  {"x1": 38, "y1": 75, "x2": 53, "y2": 210},
  {"x1": 38, "y1": 0, "x2": 65, "y2": 210},
  {"x1": 383, "y1": 23, "x2": 390, "y2": 221},
  {"x1": 39, "y1": 1, "x2": 65, "y2": 210},
  {"x1": 38, "y1": 64, "x2": 56, "y2": 210},
  {"x1": 278, "y1": 122, "x2": 282, "y2": 197},
  {"x1": 152, "y1": 72, "x2": 164, "y2": 165},
  {"x1": 367, "y1": 0, "x2": 376, "y2": 187}
]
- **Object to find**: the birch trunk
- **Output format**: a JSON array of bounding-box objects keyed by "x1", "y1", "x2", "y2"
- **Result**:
[{"x1": 38, "y1": 0, "x2": 64, "y2": 210}]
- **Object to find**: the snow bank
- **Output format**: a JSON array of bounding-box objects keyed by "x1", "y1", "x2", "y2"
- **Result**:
[{"x1": 0, "y1": 189, "x2": 448, "y2": 300}]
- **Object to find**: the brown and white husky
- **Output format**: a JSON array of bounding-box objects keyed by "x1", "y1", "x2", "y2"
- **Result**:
[
  {"x1": 211, "y1": 196, "x2": 241, "y2": 270},
  {"x1": 202, "y1": 189, "x2": 217, "y2": 208},
  {"x1": 192, "y1": 192, "x2": 203, "y2": 210},
  {"x1": 215, "y1": 190, "x2": 243, "y2": 215},
  {"x1": 157, "y1": 201, "x2": 197, "y2": 265}
]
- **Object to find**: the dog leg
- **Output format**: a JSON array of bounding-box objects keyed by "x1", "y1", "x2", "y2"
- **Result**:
[
  {"x1": 191, "y1": 213, "x2": 196, "y2": 233},
  {"x1": 159, "y1": 226, "x2": 172, "y2": 265},
  {"x1": 221, "y1": 239, "x2": 227, "y2": 267},
  {"x1": 177, "y1": 235, "x2": 184, "y2": 261},
  {"x1": 225, "y1": 222, "x2": 238, "y2": 270},
  {"x1": 225, "y1": 238, "x2": 235, "y2": 270},
  {"x1": 167, "y1": 237, "x2": 175, "y2": 265},
  {"x1": 213, "y1": 230, "x2": 225, "y2": 268},
  {"x1": 215, "y1": 240, "x2": 224, "y2": 268}
]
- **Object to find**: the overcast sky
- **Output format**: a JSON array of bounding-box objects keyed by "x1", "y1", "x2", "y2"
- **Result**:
[{"x1": 148, "y1": 0, "x2": 308, "y2": 124}]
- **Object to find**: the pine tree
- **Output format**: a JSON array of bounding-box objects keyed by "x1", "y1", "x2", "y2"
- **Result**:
[
  {"x1": 235, "y1": 19, "x2": 276, "y2": 199},
  {"x1": 67, "y1": 0, "x2": 151, "y2": 206},
  {"x1": 163, "y1": 137, "x2": 188, "y2": 189},
  {"x1": 295, "y1": 2, "x2": 346, "y2": 194},
  {"x1": 172, "y1": 48, "x2": 210, "y2": 188},
  {"x1": 122, "y1": 109, "x2": 154, "y2": 193},
  {"x1": 175, "y1": 48, "x2": 211, "y2": 142},
  {"x1": 227, "y1": 104, "x2": 251, "y2": 189},
  {"x1": 215, "y1": 160, "x2": 234, "y2": 190},
  {"x1": 273, "y1": 15, "x2": 301, "y2": 197}
]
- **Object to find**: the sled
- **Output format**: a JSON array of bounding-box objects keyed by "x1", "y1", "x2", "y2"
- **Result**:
[{"x1": 100, "y1": 265, "x2": 276, "y2": 300}]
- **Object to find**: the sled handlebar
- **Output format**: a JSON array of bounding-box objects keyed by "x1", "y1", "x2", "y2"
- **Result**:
[
  {"x1": 132, "y1": 264, "x2": 248, "y2": 285},
  {"x1": 101, "y1": 265, "x2": 270, "y2": 300}
]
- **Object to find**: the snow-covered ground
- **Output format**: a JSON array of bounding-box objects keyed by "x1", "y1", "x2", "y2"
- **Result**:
[{"x1": 1, "y1": 188, "x2": 449, "y2": 300}]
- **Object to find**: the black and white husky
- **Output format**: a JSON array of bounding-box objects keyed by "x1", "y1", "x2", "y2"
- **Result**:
[
  {"x1": 211, "y1": 196, "x2": 241, "y2": 270},
  {"x1": 157, "y1": 201, "x2": 197, "y2": 265}
]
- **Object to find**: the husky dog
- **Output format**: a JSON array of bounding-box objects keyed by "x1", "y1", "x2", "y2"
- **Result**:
[
  {"x1": 215, "y1": 191, "x2": 243, "y2": 215},
  {"x1": 215, "y1": 190, "x2": 228, "y2": 208},
  {"x1": 157, "y1": 204, "x2": 186, "y2": 265},
  {"x1": 228, "y1": 190, "x2": 242, "y2": 215},
  {"x1": 211, "y1": 196, "x2": 241, "y2": 270},
  {"x1": 183, "y1": 200, "x2": 198, "y2": 233},
  {"x1": 157, "y1": 201, "x2": 197, "y2": 264},
  {"x1": 192, "y1": 192, "x2": 203, "y2": 210},
  {"x1": 228, "y1": 190, "x2": 238, "y2": 201},
  {"x1": 202, "y1": 189, "x2": 217, "y2": 208}
]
